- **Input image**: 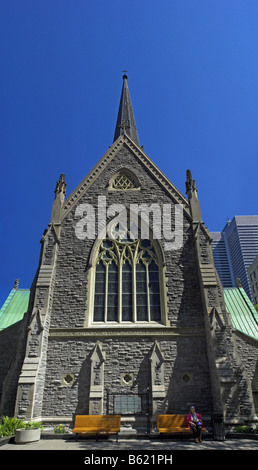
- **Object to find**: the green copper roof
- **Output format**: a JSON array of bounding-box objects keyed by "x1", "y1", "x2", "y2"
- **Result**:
[
  {"x1": 0, "y1": 288, "x2": 30, "y2": 332},
  {"x1": 224, "y1": 287, "x2": 258, "y2": 341}
]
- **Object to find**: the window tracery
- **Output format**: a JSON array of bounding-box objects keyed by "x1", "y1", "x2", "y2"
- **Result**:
[
  {"x1": 93, "y1": 230, "x2": 161, "y2": 323},
  {"x1": 109, "y1": 169, "x2": 140, "y2": 191},
  {"x1": 113, "y1": 173, "x2": 135, "y2": 190}
]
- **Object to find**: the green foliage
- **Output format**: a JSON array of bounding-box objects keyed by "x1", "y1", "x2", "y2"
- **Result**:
[
  {"x1": 254, "y1": 304, "x2": 258, "y2": 312},
  {"x1": 0, "y1": 416, "x2": 43, "y2": 437},
  {"x1": 23, "y1": 421, "x2": 43, "y2": 430},
  {"x1": 0, "y1": 416, "x2": 24, "y2": 437},
  {"x1": 235, "y1": 425, "x2": 255, "y2": 434},
  {"x1": 54, "y1": 424, "x2": 66, "y2": 434}
]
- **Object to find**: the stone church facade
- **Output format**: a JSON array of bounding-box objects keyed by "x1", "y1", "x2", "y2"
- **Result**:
[{"x1": 1, "y1": 75, "x2": 258, "y2": 434}]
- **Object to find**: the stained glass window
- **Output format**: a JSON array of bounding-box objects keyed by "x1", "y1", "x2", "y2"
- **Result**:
[
  {"x1": 107, "y1": 263, "x2": 119, "y2": 321},
  {"x1": 149, "y1": 260, "x2": 161, "y2": 321},
  {"x1": 93, "y1": 234, "x2": 162, "y2": 323},
  {"x1": 94, "y1": 263, "x2": 106, "y2": 322},
  {"x1": 136, "y1": 261, "x2": 148, "y2": 321}
]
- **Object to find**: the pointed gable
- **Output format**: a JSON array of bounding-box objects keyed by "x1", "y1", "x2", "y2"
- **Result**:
[{"x1": 60, "y1": 134, "x2": 190, "y2": 221}]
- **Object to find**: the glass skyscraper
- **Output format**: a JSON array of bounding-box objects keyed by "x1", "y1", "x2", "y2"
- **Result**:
[{"x1": 211, "y1": 216, "x2": 258, "y2": 301}]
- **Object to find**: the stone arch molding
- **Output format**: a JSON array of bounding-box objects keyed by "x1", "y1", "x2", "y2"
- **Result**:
[{"x1": 88, "y1": 207, "x2": 166, "y2": 268}]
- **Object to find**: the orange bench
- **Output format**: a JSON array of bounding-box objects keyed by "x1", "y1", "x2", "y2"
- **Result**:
[
  {"x1": 72, "y1": 415, "x2": 121, "y2": 440},
  {"x1": 157, "y1": 414, "x2": 206, "y2": 436}
]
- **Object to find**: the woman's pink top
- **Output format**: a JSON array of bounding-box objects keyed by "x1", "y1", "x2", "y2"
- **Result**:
[{"x1": 186, "y1": 413, "x2": 202, "y2": 428}]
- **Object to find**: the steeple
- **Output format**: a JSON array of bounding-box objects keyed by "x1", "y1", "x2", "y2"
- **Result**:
[{"x1": 113, "y1": 73, "x2": 140, "y2": 146}]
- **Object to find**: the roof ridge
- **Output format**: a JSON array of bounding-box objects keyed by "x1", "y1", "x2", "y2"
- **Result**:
[
  {"x1": 62, "y1": 135, "x2": 125, "y2": 214},
  {"x1": 123, "y1": 134, "x2": 189, "y2": 207}
]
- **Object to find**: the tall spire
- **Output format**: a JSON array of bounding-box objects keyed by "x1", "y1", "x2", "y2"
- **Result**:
[{"x1": 113, "y1": 73, "x2": 140, "y2": 146}]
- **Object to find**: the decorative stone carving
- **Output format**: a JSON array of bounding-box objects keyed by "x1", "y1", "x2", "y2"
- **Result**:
[
  {"x1": 150, "y1": 342, "x2": 165, "y2": 415},
  {"x1": 89, "y1": 342, "x2": 105, "y2": 414}
]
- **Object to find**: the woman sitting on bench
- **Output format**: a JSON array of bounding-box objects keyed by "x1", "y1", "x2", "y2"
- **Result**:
[{"x1": 187, "y1": 406, "x2": 203, "y2": 443}]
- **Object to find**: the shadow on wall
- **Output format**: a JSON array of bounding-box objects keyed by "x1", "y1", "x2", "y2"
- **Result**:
[
  {"x1": 165, "y1": 336, "x2": 213, "y2": 416},
  {"x1": 74, "y1": 352, "x2": 91, "y2": 417}
]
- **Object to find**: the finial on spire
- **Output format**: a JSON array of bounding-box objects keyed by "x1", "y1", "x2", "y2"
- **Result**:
[
  {"x1": 54, "y1": 173, "x2": 67, "y2": 197},
  {"x1": 51, "y1": 173, "x2": 66, "y2": 224},
  {"x1": 185, "y1": 169, "x2": 197, "y2": 193},
  {"x1": 185, "y1": 169, "x2": 202, "y2": 222}
]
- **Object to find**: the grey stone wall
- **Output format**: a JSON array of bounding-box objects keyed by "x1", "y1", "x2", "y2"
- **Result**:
[
  {"x1": 0, "y1": 323, "x2": 23, "y2": 415},
  {"x1": 0, "y1": 311, "x2": 31, "y2": 417},
  {"x1": 42, "y1": 335, "x2": 213, "y2": 419},
  {"x1": 234, "y1": 332, "x2": 258, "y2": 413}
]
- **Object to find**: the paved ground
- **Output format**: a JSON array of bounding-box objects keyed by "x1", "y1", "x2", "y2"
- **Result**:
[
  {"x1": 1, "y1": 436, "x2": 258, "y2": 451},
  {"x1": 1, "y1": 436, "x2": 258, "y2": 467}
]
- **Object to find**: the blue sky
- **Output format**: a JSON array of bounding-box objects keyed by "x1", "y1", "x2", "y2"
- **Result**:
[{"x1": 0, "y1": 0, "x2": 258, "y2": 306}]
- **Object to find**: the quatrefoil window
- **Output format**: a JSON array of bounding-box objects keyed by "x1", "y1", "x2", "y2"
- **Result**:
[
  {"x1": 62, "y1": 373, "x2": 74, "y2": 387},
  {"x1": 109, "y1": 169, "x2": 140, "y2": 191}
]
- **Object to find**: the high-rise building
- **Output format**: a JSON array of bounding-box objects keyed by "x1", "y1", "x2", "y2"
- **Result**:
[
  {"x1": 211, "y1": 216, "x2": 258, "y2": 301},
  {"x1": 211, "y1": 231, "x2": 234, "y2": 287}
]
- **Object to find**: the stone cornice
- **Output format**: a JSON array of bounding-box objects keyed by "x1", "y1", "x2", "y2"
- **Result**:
[{"x1": 49, "y1": 326, "x2": 205, "y2": 339}]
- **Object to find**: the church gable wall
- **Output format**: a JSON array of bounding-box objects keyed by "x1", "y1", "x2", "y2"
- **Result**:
[
  {"x1": 40, "y1": 145, "x2": 212, "y2": 419},
  {"x1": 50, "y1": 144, "x2": 204, "y2": 329}
]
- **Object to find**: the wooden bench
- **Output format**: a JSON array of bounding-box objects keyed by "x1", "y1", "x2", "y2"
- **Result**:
[
  {"x1": 72, "y1": 415, "x2": 121, "y2": 441},
  {"x1": 157, "y1": 414, "x2": 206, "y2": 437}
]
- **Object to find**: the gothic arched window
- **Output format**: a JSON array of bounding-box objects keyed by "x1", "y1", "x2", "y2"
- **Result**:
[{"x1": 93, "y1": 237, "x2": 161, "y2": 323}]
